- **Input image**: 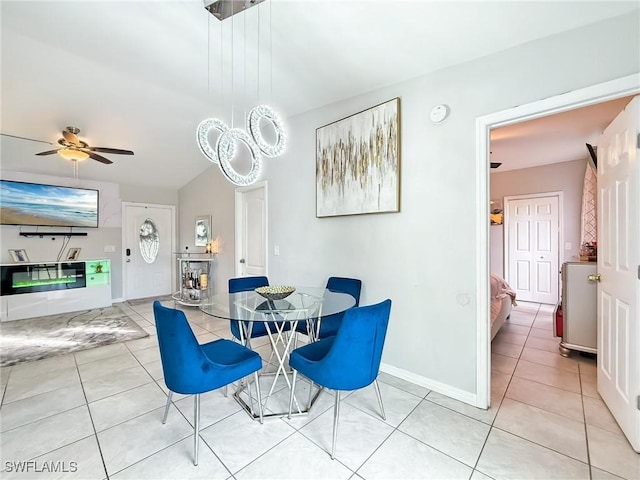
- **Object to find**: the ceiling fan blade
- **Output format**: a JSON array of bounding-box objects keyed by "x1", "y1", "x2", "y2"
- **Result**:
[
  {"x1": 35, "y1": 149, "x2": 60, "y2": 156},
  {"x1": 62, "y1": 129, "x2": 80, "y2": 146},
  {"x1": 88, "y1": 152, "x2": 113, "y2": 164},
  {"x1": 1, "y1": 133, "x2": 54, "y2": 145},
  {"x1": 89, "y1": 147, "x2": 134, "y2": 155}
]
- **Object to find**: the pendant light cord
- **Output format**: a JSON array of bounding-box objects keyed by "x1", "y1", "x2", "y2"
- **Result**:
[
  {"x1": 257, "y1": 3, "x2": 260, "y2": 104},
  {"x1": 270, "y1": 0, "x2": 273, "y2": 104},
  {"x1": 231, "y1": 10, "x2": 234, "y2": 128},
  {"x1": 244, "y1": 9, "x2": 247, "y2": 123}
]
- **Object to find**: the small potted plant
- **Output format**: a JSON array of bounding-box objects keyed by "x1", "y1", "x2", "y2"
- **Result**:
[{"x1": 94, "y1": 262, "x2": 103, "y2": 273}]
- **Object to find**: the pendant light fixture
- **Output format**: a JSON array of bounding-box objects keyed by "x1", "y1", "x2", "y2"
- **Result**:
[{"x1": 198, "y1": 0, "x2": 286, "y2": 186}]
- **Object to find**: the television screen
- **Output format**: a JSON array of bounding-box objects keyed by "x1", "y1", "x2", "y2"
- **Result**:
[{"x1": 0, "y1": 180, "x2": 99, "y2": 228}]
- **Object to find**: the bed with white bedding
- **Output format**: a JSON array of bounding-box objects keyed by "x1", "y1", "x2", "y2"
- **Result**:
[{"x1": 490, "y1": 273, "x2": 517, "y2": 340}]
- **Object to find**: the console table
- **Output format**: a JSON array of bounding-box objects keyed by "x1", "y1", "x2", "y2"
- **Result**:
[{"x1": 0, "y1": 259, "x2": 112, "y2": 322}]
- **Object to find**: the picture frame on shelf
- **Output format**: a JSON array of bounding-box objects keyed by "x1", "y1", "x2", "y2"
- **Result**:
[
  {"x1": 490, "y1": 199, "x2": 503, "y2": 225},
  {"x1": 66, "y1": 247, "x2": 81, "y2": 261},
  {"x1": 195, "y1": 215, "x2": 211, "y2": 246},
  {"x1": 316, "y1": 97, "x2": 400, "y2": 217},
  {"x1": 9, "y1": 249, "x2": 29, "y2": 263}
]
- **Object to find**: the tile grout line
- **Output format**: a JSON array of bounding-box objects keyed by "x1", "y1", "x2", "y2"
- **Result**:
[
  {"x1": 485, "y1": 303, "x2": 593, "y2": 473},
  {"x1": 73, "y1": 353, "x2": 111, "y2": 479},
  {"x1": 578, "y1": 361, "x2": 594, "y2": 479},
  {"x1": 472, "y1": 317, "x2": 528, "y2": 476}
]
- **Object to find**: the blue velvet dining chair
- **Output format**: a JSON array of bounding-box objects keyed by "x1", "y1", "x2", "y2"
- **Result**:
[
  {"x1": 296, "y1": 276, "x2": 361, "y2": 341},
  {"x1": 153, "y1": 301, "x2": 263, "y2": 466},
  {"x1": 288, "y1": 299, "x2": 392, "y2": 459},
  {"x1": 228, "y1": 276, "x2": 290, "y2": 346}
]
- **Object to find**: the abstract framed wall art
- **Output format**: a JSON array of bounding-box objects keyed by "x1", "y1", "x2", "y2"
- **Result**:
[
  {"x1": 195, "y1": 215, "x2": 211, "y2": 246},
  {"x1": 316, "y1": 98, "x2": 400, "y2": 217}
]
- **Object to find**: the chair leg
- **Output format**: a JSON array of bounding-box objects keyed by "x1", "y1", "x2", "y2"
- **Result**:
[
  {"x1": 307, "y1": 380, "x2": 314, "y2": 410},
  {"x1": 331, "y1": 390, "x2": 340, "y2": 460},
  {"x1": 247, "y1": 374, "x2": 255, "y2": 416},
  {"x1": 288, "y1": 370, "x2": 298, "y2": 419},
  {"x1": 254, "y1": 371, "x2": 263, "y2": 424},
  {"x1": 162, "y1": 391, "x2": 173, "y2": 424},
  {"x1": 373, "y1": 380, "x2": 386, "y2": 421},
  {"x1": 193, "y1": 394, "x2": 200, "y2": 466}
]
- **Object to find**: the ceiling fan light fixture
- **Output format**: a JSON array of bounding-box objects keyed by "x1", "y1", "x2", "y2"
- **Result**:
[{"x1": 58, "y1": 148, "x2": 89, "y2": 161}]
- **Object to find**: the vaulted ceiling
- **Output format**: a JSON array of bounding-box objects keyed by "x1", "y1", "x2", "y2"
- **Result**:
[{"x1": 1, "y1": 1, "x2": 637, "y2": 189}]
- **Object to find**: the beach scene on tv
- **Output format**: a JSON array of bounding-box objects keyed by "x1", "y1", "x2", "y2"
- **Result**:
[{"x1": 0, "y1": 180, "x2": 98, "y2": 228}]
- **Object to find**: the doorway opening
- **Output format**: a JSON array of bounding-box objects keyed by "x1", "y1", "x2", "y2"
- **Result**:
[
  {"x1": 476, "y1": 75, "x2": 639, "y2": 452},
  {"x1": 475, "y1": 74, "x2": 638, "y2": 403}
]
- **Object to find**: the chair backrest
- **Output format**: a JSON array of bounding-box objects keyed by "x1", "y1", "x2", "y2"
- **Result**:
[
  {"x1": 153, "y1": 300, "x2": 212, "y2": 394},
  {"x1": 229, "y1": 276, "x2": 269, "y2": 293},
  {"x1": 321, "y1": 299, "x2": 391, "y2": 390},
  {"x1": 228, "y1": 276, "x2": 269, "y2": 340},
  {"x1": 326, "y1": 277, "x2": 362, "y2": 306}
]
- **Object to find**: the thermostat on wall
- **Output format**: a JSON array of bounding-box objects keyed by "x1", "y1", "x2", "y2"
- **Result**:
[{"x1": 430, "y1": 104, "x2": 449, "y2": 124}]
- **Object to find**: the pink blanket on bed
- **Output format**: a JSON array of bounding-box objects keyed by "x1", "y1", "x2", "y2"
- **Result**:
[
  {"x1": 490, "y1": 273, "x2": 517, "y2": 304},
  {"x1": 490, "y1": 273, "x2": 517, "y2": 325}
]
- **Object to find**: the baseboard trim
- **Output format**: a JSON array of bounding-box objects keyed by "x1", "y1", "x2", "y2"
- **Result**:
[
  {"x1": 112, "y1": 297, "x2": 124, "y2": 303},
  {"x1": 380, "y1": 362, "x2": 478, "y2": 407}
]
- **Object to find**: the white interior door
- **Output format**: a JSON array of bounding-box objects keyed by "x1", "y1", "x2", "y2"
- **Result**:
[
  {"x1": 597, "y1": 95, "x2": 639, "y2": 452},
  {"x1": 506, "y1": 194, "x2": 560, "y2": 304},
  {"x1": 235, "y1": 183, "x2": 267, "y2": 277},
  {"x1": 123, "y1": 203, "x2": 175, "y2": 300}
]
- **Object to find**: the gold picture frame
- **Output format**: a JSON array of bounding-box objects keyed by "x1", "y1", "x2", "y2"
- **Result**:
[{"x1": 316, "y1": 97, "x2": 401, "y2": 217}]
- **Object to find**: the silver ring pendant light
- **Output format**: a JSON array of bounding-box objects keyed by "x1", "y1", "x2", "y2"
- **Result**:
[
  {"x1": 247, "y1": 105, "x2": 286, "y2": 157},
  {"x1": 197, "y1": 0, "x2": 286, "y2": 186},
  {"x1": 197, "y1": 118, "x2": 234, "y2": 164},
  {"x1": 217, "y1": 128, "x2": 263, "y2": 186}
]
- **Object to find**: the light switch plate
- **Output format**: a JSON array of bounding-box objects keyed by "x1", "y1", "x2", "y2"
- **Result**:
[
  {"x1": 104, "y1": 245, "x2": 116, "y2": 252},
  {"x1": 565, "y1": 242, "x2": 572, "y2": 250}
]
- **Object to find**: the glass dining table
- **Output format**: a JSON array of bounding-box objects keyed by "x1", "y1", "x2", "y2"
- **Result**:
[{"x1": 199, "y1": 286, "x2": 356, "y2": 419}]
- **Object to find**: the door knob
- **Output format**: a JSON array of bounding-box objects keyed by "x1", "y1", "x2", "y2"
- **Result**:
[
  {"x1": 588, "y1": 273, "x2": 601, "y2": 282},
  {"x1": 239, "y1": 258, "x2": 246, "y2": 264}
]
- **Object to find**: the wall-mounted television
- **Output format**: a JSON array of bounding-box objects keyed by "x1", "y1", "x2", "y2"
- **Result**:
[{"x1": 0, "y1": 180, "x2": 99, "y2": 228}]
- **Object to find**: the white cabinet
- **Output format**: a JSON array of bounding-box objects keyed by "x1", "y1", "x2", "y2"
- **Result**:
[
  {"x1": 1, "y1": 260, "x2": 112, "y2": 322},
  {"x1": 558, "y1": 261, "x2": 597, "y2": 356},
  {"x1": 171, "y1": 253, "x2": 216, "y2": 307}
]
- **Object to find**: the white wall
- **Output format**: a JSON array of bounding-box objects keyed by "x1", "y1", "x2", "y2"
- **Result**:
[
  {"x1": 490, "y1": 158, "x2": 588, "y2": 275},
  {"x1": 0, "y1": 170, "x2": 179, "y2": 300},
  {"x1": 178, "y1": 13, "x2": 639, "y2": 397},
  {"x1": 177, "y1": 167, "x2": 235, "y2": 295},
  {"x1": 490, "y1": 225, "x2": 504, "y2": 278}
]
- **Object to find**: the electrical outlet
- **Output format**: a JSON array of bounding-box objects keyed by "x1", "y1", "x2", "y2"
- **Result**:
[
  {"x1": 274, "y1": 245, "x2": 280, "y2": 256},
  {"x1": 565, "y1": 242, "x2": 572, "y2": 250}
]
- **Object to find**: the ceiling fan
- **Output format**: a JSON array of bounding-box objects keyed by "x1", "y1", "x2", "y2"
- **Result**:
[
  {"x1": 489, "y1": 151, "x2": 501, "y2": 169},
  {"x1": 2, "y1": 126, "x2": 134, "y2": 164},
  {"x1": 36, "y1": 126, "x2": 134, "y2": 164}
]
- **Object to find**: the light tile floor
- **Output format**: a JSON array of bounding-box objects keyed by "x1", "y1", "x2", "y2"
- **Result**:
[{"x1": 0, "y1": 300, "x2": 638, "y2": 479}]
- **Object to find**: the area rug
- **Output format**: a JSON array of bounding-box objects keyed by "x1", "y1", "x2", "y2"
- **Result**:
[{"x1": 0, "y1": 305, "x2": 149, "y2": 367}]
